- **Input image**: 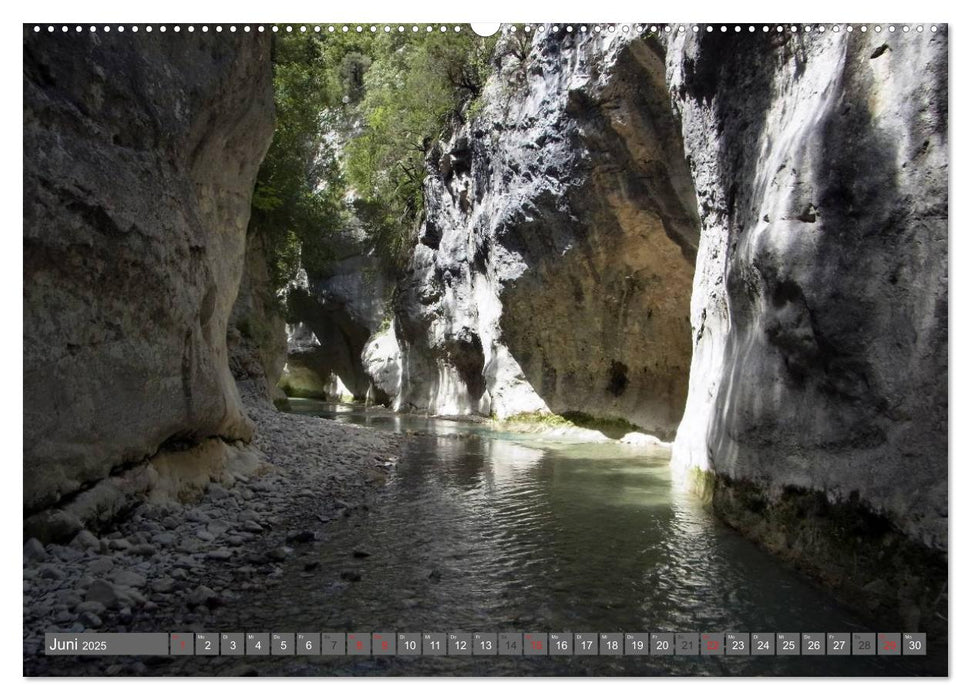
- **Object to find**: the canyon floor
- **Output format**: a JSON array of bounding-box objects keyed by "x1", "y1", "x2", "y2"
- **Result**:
[{"x1": 23, "y1": 397, "x2": 402, "y2": 676}]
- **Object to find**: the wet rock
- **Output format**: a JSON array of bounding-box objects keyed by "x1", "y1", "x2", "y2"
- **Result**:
[
  {"x1": 352, "y1": 549, "x2": 371, "y2": 559},
  {"x1": 340, "y1": 570, "x2": 362, "y2": 582}
]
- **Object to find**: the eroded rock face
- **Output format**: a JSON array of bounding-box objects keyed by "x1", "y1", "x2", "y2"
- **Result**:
[
  {"x1": 279, "y1": 237, "x2": 390, "y2": 402},
  {"x1": 665, "y1": 29, "x2": 948, "y2": 628},
  {"x1": 228, "y1": 226, "x2": 287, "y2": 404},
  {"x1": 23, "y1": 30, "x2": 275, "y2": 512},
  {"x1": 385, "y1": 33, "x2": 698, "y2": 434},
  {"x1": 367, "y1": 27, "x2": 947, "y2": 629}
]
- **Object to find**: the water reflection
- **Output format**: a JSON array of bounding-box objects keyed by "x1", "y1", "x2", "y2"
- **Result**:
[{"x1": 205, "y1": 399, "x2": 939, "y2": 675}]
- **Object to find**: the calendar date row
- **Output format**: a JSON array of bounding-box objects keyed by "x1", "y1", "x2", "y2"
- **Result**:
[{"x1": 45, "y1": 631, "x2": 926, "y2": 656}]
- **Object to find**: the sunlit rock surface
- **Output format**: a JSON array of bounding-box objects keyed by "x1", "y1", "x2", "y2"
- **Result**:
[
  {"x1": 383, "y1": 32, "x2": 698, "y2": 433},
  {"x1": 23, "y1": 31, "x2": 275, "y2": 513},
  {"x1": 665, "y1": 29, "x2": 948, "y2": 628}
]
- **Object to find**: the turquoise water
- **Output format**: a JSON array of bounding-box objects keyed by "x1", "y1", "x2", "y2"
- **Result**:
[{"x1": 205, "y1": 399, "x2": 939, "y2": 675}]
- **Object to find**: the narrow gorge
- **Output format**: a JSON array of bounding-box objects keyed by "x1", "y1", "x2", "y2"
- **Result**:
[{"x1": 23, "y1": 24, "x2": 948, "y2": 676}]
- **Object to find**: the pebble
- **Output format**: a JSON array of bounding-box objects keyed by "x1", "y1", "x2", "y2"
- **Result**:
[
  {"x1": 75, "y1": 601, "x2": 106, "y2": 616},
  {"x1": 23, "y1": 538, "x2": 47, "y2": 562},
  {"x1": 85, "y1": 580, "x2": 119, "y2": 608},
  {"x1": 79, "y1": 611, "x2": 102, "y2": 628},
  {"x1": 52, "y1": 544, "x2": 85, "y2": 562},
  {"x1": 71, "y1": 530, "x2": 101, "y2": 550},
  {"x1": 89, "y1": 557, "x2": 115, "y2": 575},
  {"x1": 151, "y1": 577, "x2": 176, "y2": 594},
  {"x1": 112, "y1": 570, "x2": 146, "y2": 588},
  {"x1": 22, "y1": 394, "x2": 403, "y2": 676},
  {"x1": 55, "y1": 590, "x2": 82, "y2": 608},
  {"x1": 207, "y1": 483, "x2": 231, "y2": 500},
  {"x1": 188, "y1": 585, "x2": 221, "y2": 608},
  {"x1": 186, "y1": 509, "x2": 210, "y2": 524},
  {"x1": 38, "y1": 564, "x2": 65, "y2": 580}
]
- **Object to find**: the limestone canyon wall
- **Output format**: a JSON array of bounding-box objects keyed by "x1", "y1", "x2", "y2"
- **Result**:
[
  {"x1": 361, "y1": 27, "x2": 947, "y2": 627},
  {"x1": 664, "y1": 28, "x2": 948, "y2": 628},
  {"x1": 23, "y1": 30, "x2": 275, "y2": 516},
  {"x1": 369, "y1": 32, "x2": 699, "y2": 438},
  {"x1": 278, "y1": 226, "x2": 390, "y2": 402}
]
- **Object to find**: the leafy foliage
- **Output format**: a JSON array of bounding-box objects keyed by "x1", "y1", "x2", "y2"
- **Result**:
[
  {"x1": 253, "y1": 30, "x2": 498, "y2": 285},
  {"x1": 344, "y1": 31, "x2": 497, "y2": 270},
  {"x1": 252, "y1": 35, "x2": 345, "y2": 287}
]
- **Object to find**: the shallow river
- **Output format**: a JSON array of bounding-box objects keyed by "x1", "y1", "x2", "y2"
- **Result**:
[{"x1": 208, "y1": 399, "x2": 938, "y2": 676}]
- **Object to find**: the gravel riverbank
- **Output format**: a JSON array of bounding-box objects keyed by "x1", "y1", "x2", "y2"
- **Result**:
[{"x1": 23, "y1": 397, "x2": 402, "y2": 676}]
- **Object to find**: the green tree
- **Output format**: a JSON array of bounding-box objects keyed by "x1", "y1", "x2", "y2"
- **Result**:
[
  {"x1": 344, "y1": 31, "x2": 497, "y2": 270},
  {"x1": 253, "y1": 30, "x2": 498, "y2": 284},
  {"x1": 252, "y1": 34, "x2": 345, "y2": 287}
]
